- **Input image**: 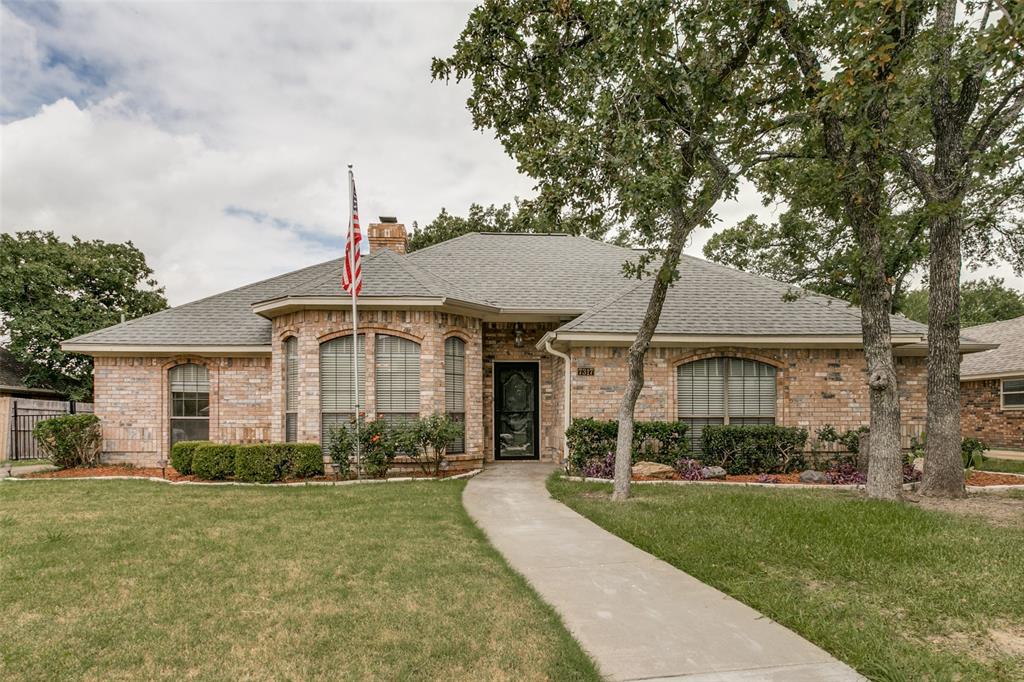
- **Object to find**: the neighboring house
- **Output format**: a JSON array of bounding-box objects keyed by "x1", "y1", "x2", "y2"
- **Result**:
[
  {"x1": 960, "y1": 315, "x2": 1024, "y2": 450},
  {"x1": 0, "y1": 348, "x2": 78, "y2": 460},
  {"x1": 62, "y1": 221, "x2": 991, "y2": 469}
]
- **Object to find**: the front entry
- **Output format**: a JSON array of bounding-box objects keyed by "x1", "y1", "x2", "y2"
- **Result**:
[{"x1": 494, "y1": 362, "x2": 540, "y2": 460}]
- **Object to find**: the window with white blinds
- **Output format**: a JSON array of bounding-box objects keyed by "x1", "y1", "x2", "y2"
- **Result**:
[
  {"x1": 677, "y1": 357, "x2": 776, "y2": 453},
  {"x1": 320, "y1": 334, "x2": 365, "y2": 446},
  {"x1": 169, "y1": 363, "x2": 209, "y2": 447},
  {"x1": 445, "y1": 336, "x2": 466, "y2": 454},
  {"x1": 284, "y1": 337, "x2": 298, "y2": 442},
  {"x1": 375, "y1": 334, "x2": 421, "y2": 426}
]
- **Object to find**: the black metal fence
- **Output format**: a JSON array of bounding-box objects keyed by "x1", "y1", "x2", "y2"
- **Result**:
[{"x1": 8, "y1": 401, "x2": 90, "y2": 461}]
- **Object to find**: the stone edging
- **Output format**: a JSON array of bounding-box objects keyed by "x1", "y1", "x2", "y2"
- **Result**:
[
  {"x1": 1, "y1": 468, "x2": 482, "y2": 487},
  {"x1": 564, "y1": 475, "x2": 868, "y2": 490}
]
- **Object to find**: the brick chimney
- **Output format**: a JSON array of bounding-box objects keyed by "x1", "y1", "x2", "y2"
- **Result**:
[{"x1": 366, "y1": 216, "x2": 408, "y2": 255}]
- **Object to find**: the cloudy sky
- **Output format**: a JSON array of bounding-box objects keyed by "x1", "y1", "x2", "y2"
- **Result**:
[{"x1": 2, "y1": 1, "x2": 1019, "y2": 306}]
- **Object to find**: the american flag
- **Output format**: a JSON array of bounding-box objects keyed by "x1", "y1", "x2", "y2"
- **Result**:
[{"x1": 342, "y1": 168, "x2": 363, "y2": 296}]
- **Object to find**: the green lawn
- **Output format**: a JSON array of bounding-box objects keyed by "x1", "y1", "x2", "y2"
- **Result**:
[
  {"x1": 979, "y1": 457, "x2": 1024, "y2": 475},
  {"x1": 0, "y1": 480, "x2": 598, "y2": 681},
  {"x1": 548, "y1": 476, "x2": 1024, "y2": 682}
]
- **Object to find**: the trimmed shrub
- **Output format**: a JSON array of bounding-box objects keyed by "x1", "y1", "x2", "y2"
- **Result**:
[
  {"x1": 234, "y1": 444, "x2": 285, "y2": 484},
  {"x1": 397, "y1": 413, "x2": 464, "y2": 477},
  {"x1": 281, "y1": 443, "x2": 325, "y2": 479},
  {"x1": 700, "y1": 425, "x2": 808, "y2": 474},
  {"x1": 565, "y1": 419, "x2": 689, "y2": 472},
  {"x1": 191, "y1": 444, "x2": 236, "y2": 480},
  {"x1": 326, "y1": 426, "x2": 353, "y2": 478},
  {"x1": 169, "y1": 440, "x2": 210, "y2": 475},
  {"x1": 33, "y1": 414, "x2": 102, "y2": 468}
]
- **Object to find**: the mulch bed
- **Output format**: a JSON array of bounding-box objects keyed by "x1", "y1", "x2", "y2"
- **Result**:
[{"x1": 967, "y1": 471, "x2": 1024, "y2": 487}]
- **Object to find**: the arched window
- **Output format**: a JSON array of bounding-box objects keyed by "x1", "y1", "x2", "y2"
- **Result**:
[
  {"x1": 677, "y1": 357, "x2": 776, "y2": 453},
  {"x1": 445, "y1": 337, "x2": 466, "y2": 454},
  {"x1": 284, "y1": 337, "x2": 299, "y2": 442},
  {"x1": 375, "y1": 334, "x2": 421, "y2": 426},
  {"x1": 169, "y1": 363, "x2": 210, "y2": 447},
  {"x1": 320, "y1": 334, "x2": 365, "y2": 446}
]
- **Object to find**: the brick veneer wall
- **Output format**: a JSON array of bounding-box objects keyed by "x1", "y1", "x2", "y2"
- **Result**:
[
  {"x1": 93, "y1": 355, "x2": 272, "y2": 466},
  {"x1": 961, "y1": 378, "x2": 1024, "y2": 449},
  {"x1": 270, "y1": 309, "x2": 484, "y2": 462},
  {"x1": 568, "y1": 346, "x2": 928, "y2": 448}
]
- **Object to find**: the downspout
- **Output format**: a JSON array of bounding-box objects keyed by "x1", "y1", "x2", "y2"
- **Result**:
[{"x1": 544, "y1": 336, "x2": 572, "y2": 463}]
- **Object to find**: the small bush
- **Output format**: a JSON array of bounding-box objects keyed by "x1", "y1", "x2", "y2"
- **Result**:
[
  {"x1": 169, "y1": 440, "x2": 210, "y2": 475},
  {"x1": 962, "y1": 437, "x2": 987, "y2": 469},
  {"x1": 32, "y1": 414, "x2": 102, "y2": 468},
  {"x1": 827, "y1": 462, "x2": 866, "y2": 485},
  {"x1": 397, "y1": 413, "x2": 464, "y2": 477},
  {"x1": 191, "y1": 444, "x2": 236, "y2": 480},
  {"x1": 360, "y1": 419, "x2": 397, "y2": 479},
  {"x1": 234, "y1": 444, "x2": 285, "y2": 483},
  {"x1": 674, "y1": 458, "x2": 705, "y2": 481},
  {"x1": 581, "y1": 452, "x2": 616, "y2": 478},
  {"x1": 700, "y1": 425, "x2": 808, "y2": 474},
  {"x1": 281, "y1": 443, "x2": 324, "y2": 479},
  {"x1": 326, "y1": 426, "x2": 353, "y2": 478},
  {"x1": 565, "y1": 419, "x2": 689, "y2": 473}
]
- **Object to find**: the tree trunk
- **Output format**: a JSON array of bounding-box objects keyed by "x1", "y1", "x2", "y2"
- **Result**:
[
  {"x1": 612, "y1": 216, "x2": 694, "y2": 501},
  {"x1": 921, "y1": 212, "x2": 966, "y2": 497}
]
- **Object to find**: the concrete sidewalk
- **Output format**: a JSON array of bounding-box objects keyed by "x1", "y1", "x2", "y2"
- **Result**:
[
  {"x1": 0, "y1": 462, "x2": 56, "y2": 479},
  {"x1": 463, "y1": 462, "x2": 863, "y2": 681}
]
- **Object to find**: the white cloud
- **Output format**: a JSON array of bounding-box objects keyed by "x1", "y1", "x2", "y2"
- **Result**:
[{"x1": 2, "y1": 0, "x2": 1021, "y2": 307}]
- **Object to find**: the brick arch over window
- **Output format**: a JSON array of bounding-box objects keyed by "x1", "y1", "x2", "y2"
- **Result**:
[
  {"x1": 317, "y1": 327, "x2": 424, "y2": 345},
  {"x1": 675, "y1": 356, "x2": 778, "y2": 454}
]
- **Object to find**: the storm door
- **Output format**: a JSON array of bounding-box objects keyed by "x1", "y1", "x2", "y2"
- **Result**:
[{"x1": 493, "y1": 363, "x2": 539, "y2": 460}]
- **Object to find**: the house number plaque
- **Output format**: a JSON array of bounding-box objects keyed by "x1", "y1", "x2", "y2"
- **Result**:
[{"x1": 576, "y1": 367, "x2": 595, "y2": 376}]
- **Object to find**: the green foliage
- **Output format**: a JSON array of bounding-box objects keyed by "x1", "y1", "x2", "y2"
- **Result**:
[
  {"x1": 281, "y1": 443, "x2": 324, "y2": 479},
  {"x1": 234, "y1": 445, "x2": 285, "y2": 484},
  {"x1": 700, "y1": 425, "x2": 808, "y2": 474},
  {"x1": 359, "y1": 420, "x2": 397, "y2": 479},
  {"x1": 901, "y1": 278, "x2": 1024, "y2": 327},
  {"x1": 0, "y1": 231, "x2": 167, "y2": 399},
  {"x1": 960, "y1": 438, "x2": 988, "y2": 470},
  {"x1": 191, "y1": 444, "x2": 236, "y2": 481},
  {"x1": 815, "y1": 425, "x2": 868, "y2": 455},
  {"x1": 326, "y1": 426, "x2": 353, "y2": 478},
  {"x1": 169, "y1": 440, "x2": 210, "y2": 476},
  {"x1": 409, "y1": 200, "x2": 610, "y2": 253},
  {"x1": 565, "y1": 419, "x2": 689, "y2": 473},
  {"x1": 32, "y1": 414, "x2": 102, "y2": 469},
  {"x1": 397, "y1": 413, "x2": 465, "y2": 477}
]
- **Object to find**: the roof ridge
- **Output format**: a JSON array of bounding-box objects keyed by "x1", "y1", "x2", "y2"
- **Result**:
[
  {"x1": 403, "y1": 231, "x2": 480, "y2": 258},
  {"x1": 963, "y1": 314, "x2": 1024, "y2": 333},
  {"x1": 396, "y1": 252, "x2": 489, "y2": 303},
  {"x1": 272, "y1": 249, "x2": 390, "y2": 300}
]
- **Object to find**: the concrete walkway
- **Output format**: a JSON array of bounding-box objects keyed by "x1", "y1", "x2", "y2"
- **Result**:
[
  {"x1": 0, "y1": 462, "x2": 56, "y2": 479},
  {"x1": 463, "y1": 463, "x2": 863, "y2": 681}
]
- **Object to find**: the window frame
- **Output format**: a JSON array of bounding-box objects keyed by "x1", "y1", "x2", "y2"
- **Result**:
[
  {"x1": 374, "y1": 333, "x2": 421, "y2": 427},
  {"x1": 676, "y1": 357, "x2": 778, "y2": 452},
  {"x1": 444, "y1": 336, "x2": 466, "y2": 454},
  {"x1": 1002, "y1": 377, "x2": 1024, "y2": 410},
  {"x1": 169, "y1": 362, "x2": 210, "y2": 447},
  {"x1": 284, "y1": 336, "x2": 299, "y2": 442},
  {"x1": 319, "y1": 333, "x2": 365, "y2": 448}
]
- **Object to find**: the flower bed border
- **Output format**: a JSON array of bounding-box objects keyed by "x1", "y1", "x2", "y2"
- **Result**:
[
  {"x1": 2, "y1": 468, "x2": 482, "y2": 487},
  {"x1": 566, "y1": 473, "x2": 1024, "y2": 492}
]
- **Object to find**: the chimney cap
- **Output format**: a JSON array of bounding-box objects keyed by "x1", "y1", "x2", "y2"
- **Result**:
[{"x1": 378, "y1": 215, "x2": 398, "y2": 223}]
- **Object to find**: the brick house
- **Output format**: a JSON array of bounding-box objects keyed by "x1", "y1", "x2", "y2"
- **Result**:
[
  {"x1": 960, "y1": 315, "x2": 1024, "y2": 450},
  {"x1": 62, "y1": 222, "x2": 992, "y2": 470}
]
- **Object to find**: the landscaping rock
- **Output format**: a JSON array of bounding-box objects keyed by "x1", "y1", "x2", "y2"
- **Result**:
[
  {"x1": 700, "y1": 466, "x2": 727, "y2": 480},
  {"x1": 631, "y1": 461, "x2": 676, "y2": 479},
  {"x1": 912, "y1": 457, "x2": 925, "y2": 475},
  {"x1": 799, "y1": 469, "x2": 829, "y2": 484}
]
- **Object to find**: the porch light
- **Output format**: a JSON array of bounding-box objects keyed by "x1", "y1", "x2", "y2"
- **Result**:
[{"x1": 513, "y1": 322, "x2": 525, "y2": 348}]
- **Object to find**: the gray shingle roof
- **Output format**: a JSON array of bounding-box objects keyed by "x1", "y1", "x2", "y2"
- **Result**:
[
  {"x1": 558, "y1": 254, "x2": 929, "y2": 337},
  {"x1": 960, "y1": 315, "x2": 1024, "y2": 378},
  {"x1": 65, "y1": 233, "x2": 934, "y2": 348}
]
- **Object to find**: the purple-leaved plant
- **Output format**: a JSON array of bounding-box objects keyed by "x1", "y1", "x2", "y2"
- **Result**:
[
  {"x1": 674, "y1": 458, "x2": 705, "y2": 481},
  {"x1": 826, "y1": 462, "x2": 867, "y2": 485},
  {"x1": 582, "y1": 452, "x2": 616, "y2": 479},
  {"x1": 756, "y1": 473, "x2": 781, "y2": 484}
]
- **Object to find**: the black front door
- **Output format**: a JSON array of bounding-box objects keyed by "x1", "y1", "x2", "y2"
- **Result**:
[{"x1": 494, "y1": 363, "x2": 540, "y2": 460}]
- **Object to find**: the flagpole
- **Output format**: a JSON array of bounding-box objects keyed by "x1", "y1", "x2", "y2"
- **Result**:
[{"x1": 348, "y1": 165, "x2": 361, "y2": 481}]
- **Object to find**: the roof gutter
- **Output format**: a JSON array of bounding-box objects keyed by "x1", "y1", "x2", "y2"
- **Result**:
[
  {"x1": 543, "y1": 338, "x2": 572, "y2": 461},
  {"x1": 536, "y1": 331, "x2": 929, "y2": 350},
  {"x1": 61, "y1": 343, "x2": 272, "y2": 357}
]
